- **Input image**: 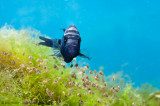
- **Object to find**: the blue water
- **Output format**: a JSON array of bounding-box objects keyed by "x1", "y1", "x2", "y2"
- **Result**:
[{"x1": 0, "y1": 0, "x2": 160, "y2": 88}]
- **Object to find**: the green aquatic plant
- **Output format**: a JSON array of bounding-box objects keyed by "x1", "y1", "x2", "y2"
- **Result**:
[{"x1": 0, "y1": 25, "x2": 159, "y2": 105}]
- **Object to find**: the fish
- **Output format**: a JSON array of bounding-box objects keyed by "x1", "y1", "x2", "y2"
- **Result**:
[{"x1": 39, "y1": 24, "x2": 90, "y2": 63}]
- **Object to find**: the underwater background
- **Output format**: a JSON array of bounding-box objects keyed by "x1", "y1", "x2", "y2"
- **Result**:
[{"x1": 0, "y1": 0, "x2": 160, "y2": 105}]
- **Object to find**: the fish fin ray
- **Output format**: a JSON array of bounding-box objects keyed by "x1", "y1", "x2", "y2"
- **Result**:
[
  {"x1": 39, "y1": 36, "x2": 52, "y2": 42},
  {"x1": 39, "y1": 42, "x2": 53, "y2": 47},
  {"x1": 50, "y1": 50, "x2": 62, "y2": 57},
  {"x1": 59, "y1": 28, "x2": 65, "y2": 32},
  {"x1": 39, "y1": 36, "x2": 61, "y2": 49},
  {"x1": 62, "y1": 28, "x2": 65, "y2": 32},
  {"x1": 39, "y1": 36, "x2": 53, "y2": 47},
  {"x1": 79, "y1": 53, "x2": 91, "y2": 60},
  {"x1": 52, "y1": 39, "x2": 61, "y2": 49}
]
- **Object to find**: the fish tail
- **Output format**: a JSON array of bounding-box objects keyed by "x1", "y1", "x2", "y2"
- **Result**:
[{"x1": 39, "y1": 36, "x2": 53, "y2": 47}]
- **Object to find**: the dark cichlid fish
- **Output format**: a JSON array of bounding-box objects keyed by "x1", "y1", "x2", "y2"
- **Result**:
[{"x1": 39, "y1": 24, "x2": 90, "y2": 63}]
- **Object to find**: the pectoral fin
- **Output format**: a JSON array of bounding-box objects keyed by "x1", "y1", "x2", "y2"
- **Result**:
[
  {"x1": 79, "y1": 53, "x2": 91, "y2": 60},
  {"x1": 52, "y1": 39, "x2": 61, "y2": 49},
  {"x1": 50, "y1": 52, "x2": 62, "y2": 57}
]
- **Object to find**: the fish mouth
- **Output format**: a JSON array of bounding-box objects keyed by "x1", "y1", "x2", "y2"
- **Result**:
[{"x1": 64, "y1": 58, "x2": 72, "y2": 63}]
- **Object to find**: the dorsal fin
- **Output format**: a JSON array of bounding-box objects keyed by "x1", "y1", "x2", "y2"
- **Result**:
[
  {"x1": 62, "y1": 28, "x2": 65, "y2": 32},
  {"x1": 59, "y1": 28, "x2": 66, "y2": 32}
]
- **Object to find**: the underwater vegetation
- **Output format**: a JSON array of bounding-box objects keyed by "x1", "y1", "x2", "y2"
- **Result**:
[{"x1": 0, "y1": 25, "x2": 159, "y2": 106}]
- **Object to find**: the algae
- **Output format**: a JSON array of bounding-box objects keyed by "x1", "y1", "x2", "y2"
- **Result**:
[{"x1": 0, "y1": 25, "x2": 159, "y2": 105}]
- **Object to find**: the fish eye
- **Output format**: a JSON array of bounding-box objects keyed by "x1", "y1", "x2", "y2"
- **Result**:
[{"x1": 64, "y1": 36, "x2": 68, "y2": 42}]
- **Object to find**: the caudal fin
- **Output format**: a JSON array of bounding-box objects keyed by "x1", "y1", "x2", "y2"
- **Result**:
[
  {"x1": 39, "y1": 36, "x2": 61, "y2": 49},
  {"x1": 39, "y1": 36, "x2": 53, "y2": 47}
]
